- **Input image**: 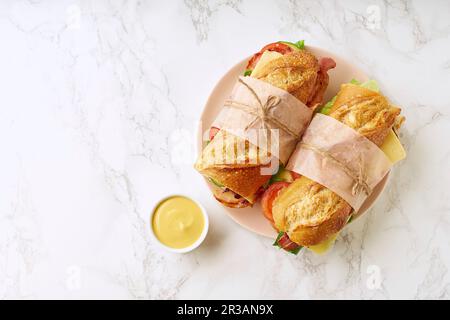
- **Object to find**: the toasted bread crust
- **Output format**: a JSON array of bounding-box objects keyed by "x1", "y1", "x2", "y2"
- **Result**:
[
  {"x1": 331, "y1": 84, "x2": 401, "y2": 145},
  {"x1": 273, "y1": 84, "x2": 401, "y2": 245},
  {"x1": 254, "y1": 50, "x2": 319, "y2": 105},
  {"x1": 200, "y1": 164, "x2": 271, "y2": 204},
  {"x1": 273, "y1": 176, "x2": 352, "y2": 246},
  {"x1": 195, "y1": 130, "x2": 272, "y2": 204}
]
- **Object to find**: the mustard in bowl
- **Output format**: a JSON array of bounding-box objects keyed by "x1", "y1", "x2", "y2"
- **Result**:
[{"x1": 150, "y1": 195, "x2": 209, "y2": 253}]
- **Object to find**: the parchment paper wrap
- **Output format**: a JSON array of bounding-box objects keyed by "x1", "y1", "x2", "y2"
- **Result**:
[
  {"x1": 286, "y1": 113, "x2": 392, "y2": 211},
  {"x1": 211, "y1": 76, "x2": 313, "y2": 165}
]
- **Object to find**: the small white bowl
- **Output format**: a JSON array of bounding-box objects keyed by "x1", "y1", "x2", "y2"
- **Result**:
[{"x1": 149, "y1": 194, "x2": 209, "y2": 253}]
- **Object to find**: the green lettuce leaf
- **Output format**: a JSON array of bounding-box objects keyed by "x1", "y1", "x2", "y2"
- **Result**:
[
  {"x1": 280, "y1": 40, "x2": 305, "y2": 50},
  {"x1": 273, "y1": 231, "x2": 285, "y2": 247},
  {"x1": 360, "y1": 79, "x2": 379, "y2": 92},
  {"x1": 268, "y1": 164, "x2": 289, "y2": 184},
  {"x1": 273, "y1": 231, "x2": 303, "y2": 255},
  {"x1": 209, "y1": 177, "x2": 224, "y2": 188},
  {"x1": 316, "y1": 96, "x2": 336, "y2": 115}
]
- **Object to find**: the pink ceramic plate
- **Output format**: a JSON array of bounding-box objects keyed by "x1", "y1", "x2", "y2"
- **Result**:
[{"x1": 197, "y1": 46, "x2": 389, "y2": 238}]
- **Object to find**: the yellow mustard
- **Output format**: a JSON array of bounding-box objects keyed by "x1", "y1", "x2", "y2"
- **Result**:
[{"x1": 152, "y1": 196, "x2": 205, "y2": 249}]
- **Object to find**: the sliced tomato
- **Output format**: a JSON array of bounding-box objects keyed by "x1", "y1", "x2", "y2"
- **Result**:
[
  {"x1": 261, "y1": 181, "x2": 290, "y2": 222},
  {"x1": 246, "y1": 51, "x2": 263, "y2": 71},
  {"x1": 290, "y1": 171, "x2": 301, "y2": 180},
  {"x1": 209, "y1": 127, "x2": 220, "y2": 141},
  {"x1": 246, "y1": 42, "x2": 293, "y2": 70},
  {"x1": 260, "y1": 42, "x2": 293, "y2": 55}
]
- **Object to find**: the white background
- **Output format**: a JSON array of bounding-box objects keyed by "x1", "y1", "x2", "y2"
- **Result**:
[{"x1": 0, "y1": 0, "x2": 449, "y2": 299}]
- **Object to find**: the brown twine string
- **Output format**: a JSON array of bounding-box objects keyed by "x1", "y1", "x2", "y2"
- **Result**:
[
  {"x1": 223, "y1": 78, "x2": 301, "y2": 140},
  {"x1": 299, "y1": 142, "x2": 371, "y2": 196}
]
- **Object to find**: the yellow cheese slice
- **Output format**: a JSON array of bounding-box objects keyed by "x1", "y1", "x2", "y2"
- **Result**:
[
  {"x1": 250, "y1": 50, "x2": 283, "y2": 78},
  {"x1": 307, "y1": 233, "x2": 338, "y2": 254},
  {"x1": 379, "y1": 129, "x2": 406, "y2": 164}
]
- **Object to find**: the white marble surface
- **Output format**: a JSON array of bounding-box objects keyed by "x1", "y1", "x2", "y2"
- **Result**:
[{"x1": 0, "y1": 0, "x2": 449, "y2": 299}]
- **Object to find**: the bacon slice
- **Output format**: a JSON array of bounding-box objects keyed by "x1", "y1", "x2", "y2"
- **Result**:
[
  {"x1": 307, "y1": 57, "x2": 336, "y2": 107},
  {"x1": 277, "y1": 233, "x2": 301, "y2": 251},
  {"x1": 319, "y1": 57, "x2": 337, "y2": 73},
  {"x1": 290, "y1": 171, "x2": 301, "y2": 180}
]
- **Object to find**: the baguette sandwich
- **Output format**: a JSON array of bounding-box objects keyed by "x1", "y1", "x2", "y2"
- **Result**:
[
  {"x1": 195, "y1": 41, "x2": 336, "y2": 208},
  {"x1": 262, "y1": 80, "x2": 406, "y2": 254}
]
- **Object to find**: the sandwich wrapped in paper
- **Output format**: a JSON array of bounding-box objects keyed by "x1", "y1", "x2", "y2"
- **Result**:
[
  {"x1": 268, "y1": 80, "x2": 406, "y2": 254},
  {"x1": 195, "y1": 41, "x2": 336, "y2": 208}
]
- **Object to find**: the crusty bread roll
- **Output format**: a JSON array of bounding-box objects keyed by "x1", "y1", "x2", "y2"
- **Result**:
[
  {"x1": 252, "y1": 50, "x2": 320, "y2": 105},
  {"x1": 196, "y1": 49, "x2": 332, "y2": 207},
  {"x1": 272, "y1": 84, "x2": 401, "y2": 245}
]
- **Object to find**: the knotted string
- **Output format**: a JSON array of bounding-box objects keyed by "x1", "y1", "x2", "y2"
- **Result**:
[
  {"x1": 299, "y1": 142, "x2": 372, "y2": 196},
  {"x1": 223, "y1": 78, "x2": 301, "y2": 140}
]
